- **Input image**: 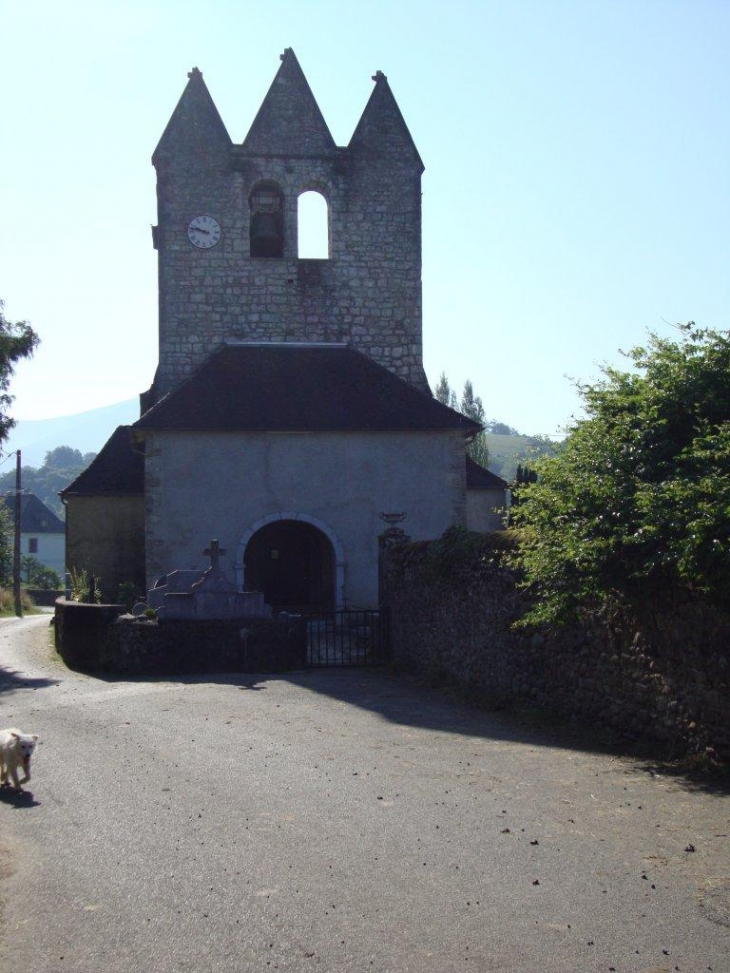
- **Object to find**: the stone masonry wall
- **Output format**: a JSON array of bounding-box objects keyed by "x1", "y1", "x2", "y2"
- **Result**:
[
  {"x1": 55, "y1": 599, "x2": 305, "y2": 676},
  {"x1": 381, "y1": 532, "x2": 730, "y2": 760},
  {"x1": 65, "y1": 495, "x2": 146, "y2": 603},
  {"x1": 152, "y1": 79, "x2": 427, "y2": 399}
]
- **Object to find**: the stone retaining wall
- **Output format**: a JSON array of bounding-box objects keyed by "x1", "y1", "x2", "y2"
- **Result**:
[
  {"x1": 380, "y1": 533, "x2": 730, "y2": 759},
  {"x1": 54, "y1": 600, "x2": 305, "y2": 676},
  {"x1": 26, "y1": 588, "x2": 63, "y2": 607},
  {"x1": 54, "y1": 600, "x2": 127, "y2": 671}
]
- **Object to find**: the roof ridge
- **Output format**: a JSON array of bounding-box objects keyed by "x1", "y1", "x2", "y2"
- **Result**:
[
  {"x1": 222, "y1": 339, "x2": 349, "y2": 349},
  {"x1": 133, "y1": 344, "x2": 481, "y2": 436}
]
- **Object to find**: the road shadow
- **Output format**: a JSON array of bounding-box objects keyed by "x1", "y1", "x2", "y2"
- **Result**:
[
  {"x1": 635, "y1": 756, "x2": 730, "y2": 795},
  {"x1": 0, "y1": 785, "x2": 40, "y2": 809},
  {"x1": 171, "y1": 665, "x2": 730, "y2": 795},
  {"x1": 235, "y1": 675, "x2": 267, "y2": 691},
  {"x1": 57, "y1": 660, "x2": 730, "y2": 796},
  {"x1": 0, "y1": 662, "x2": 59, "y2": 697}
]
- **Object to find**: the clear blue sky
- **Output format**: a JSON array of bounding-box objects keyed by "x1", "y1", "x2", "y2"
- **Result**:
[{"x1": 1, "y1": 0, "x2": 728, "y2": 437}]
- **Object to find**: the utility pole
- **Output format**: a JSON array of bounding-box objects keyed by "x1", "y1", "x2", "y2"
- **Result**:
[{"x1": 13, "y1": 449, "x2": 22, "y2": 617}]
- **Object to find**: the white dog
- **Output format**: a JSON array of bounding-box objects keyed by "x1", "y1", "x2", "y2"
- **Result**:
[{"x1": 0, "y1": 728, "x2": 39, "y2": 791}]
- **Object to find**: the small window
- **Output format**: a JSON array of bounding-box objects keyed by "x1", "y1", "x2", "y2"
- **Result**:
[
  {"x1": 297, "y1": 191, "x2": 329, "y2": 259},
  {"x1": 249, "y1": 185, "x2": 284, "y2": 258},
  {"x1": 28, "y1": 538, "x2": 38, "y2": 554}
]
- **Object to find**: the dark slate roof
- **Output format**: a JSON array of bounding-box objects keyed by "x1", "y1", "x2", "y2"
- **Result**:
[
  {"x1": 1, "y1": 493, "x2": 65, "y2": 533},
  {"x1": 133, "y1": 343, "x2": 481, "y2": 435},
  {"x1": 61, "y1": 426, "x2": 145, "y2": 498},
  {"x1": 465, "y1": 455, "x2": 509, "y2": 491}
]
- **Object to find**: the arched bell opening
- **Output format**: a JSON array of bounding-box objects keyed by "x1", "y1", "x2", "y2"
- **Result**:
[
  {"x1": 297, "y1": 190, "x2": 329, "y2": 259},
  {"x1": 249, "y1": 183, "x2": 284, "y2": 258},
  {"x1": 243, "y1": 518, "x2": 336, "y2": 612}
]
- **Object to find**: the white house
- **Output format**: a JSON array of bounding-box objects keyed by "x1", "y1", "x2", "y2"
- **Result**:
[{"x1": 2, "y1": 493, "x2": 65, "y2": 578}]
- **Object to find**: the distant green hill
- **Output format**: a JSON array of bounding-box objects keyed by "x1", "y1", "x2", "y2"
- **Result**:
[
  {"x1": 485, "y1": 433, "x2": 559, "y2": 481},
  {"x1": 0, "y1": 399, "x2": 139, "y2": 518},
  {"x1": 4, "y1": 399, "x2": 138, "y2": 469}
]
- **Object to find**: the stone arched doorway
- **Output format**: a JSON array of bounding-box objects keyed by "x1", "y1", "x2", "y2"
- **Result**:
[{"x1": 237, "y1": 514, "x2": 344, "y2": 612}]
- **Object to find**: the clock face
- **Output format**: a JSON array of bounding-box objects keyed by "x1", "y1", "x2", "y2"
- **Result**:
[{"x1": 187, "y1": 215, "x2": 221, "y2": 249}]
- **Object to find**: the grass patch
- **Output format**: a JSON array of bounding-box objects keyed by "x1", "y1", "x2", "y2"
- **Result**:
[{"x1": 0, "y1": 587, "x2": 36, "y2": 615}]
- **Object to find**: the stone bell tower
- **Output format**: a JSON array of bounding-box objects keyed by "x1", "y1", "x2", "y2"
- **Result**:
[{"x1": 145, "y1": 49, "x2": 428, "y2": 409}]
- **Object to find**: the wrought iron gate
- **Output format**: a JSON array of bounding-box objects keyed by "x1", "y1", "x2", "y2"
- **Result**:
[{"x1": 302, "y1": 610, "x2": 389, "y2": 667}]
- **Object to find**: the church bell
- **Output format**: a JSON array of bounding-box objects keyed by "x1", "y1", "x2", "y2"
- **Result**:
[
  {"x1": 250, "y1": 211, "x2": 283, "y2": 257},
  {"x1": 250, "y1": 186, "x2": 285, "y2": 258}
]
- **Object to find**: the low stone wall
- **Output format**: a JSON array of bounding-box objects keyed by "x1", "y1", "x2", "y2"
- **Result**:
[
  {"x1": 54, "y1": 599, "x2": 306, "y2": 675},
  {"x1": 381, "y1": 533, "x2": 730, "y2": 760},
  {"x1": 54, "y1": 600, "x2": 127, "y2": 671},
  {"x1": 26, "y1": 588, "x2": 64, "y2": 607}
]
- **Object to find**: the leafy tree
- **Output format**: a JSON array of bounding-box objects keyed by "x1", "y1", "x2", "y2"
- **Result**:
[
  {"x1": 433, "y1": 373, "x2": 490, "y2": 468},
  {"x1": 0, "y1": 446, "x2": 96, "y2": 519},
  {"x1": 460, "y1": 380, "x2": 490, "y2": 469},
  {"x1": 486, "y1": 420, "x2": 520, "y2": 436},
  {"x1": 0, "y1": 300, "x2": 39, "y2": 445},
  {"x1": 20, "y1": 554, "x2": 35, "y2": 583},
  {"x1": 507, "y1": 463, "x2": 539, "y2": 527},
  {"x1": 0, "y1": 301, "x2": 39, "y2": 593},
  {"x1": 0, "y1": 505, "x2": 11, "y2": 585},
  {"x1": 21, "y1": 555, "x2": 61, "y2": 588},
  {"x1": 510, "y1": 462, "x2": 538, "y2": 500},
  {"x1": 467, "y1": 430, "x2": 490, "y2": 470},
  {"x1": 512, "y1": 324, "x2": 730, "y2": 624},
  {"x1": 433, "y1": 374, "x2": 542, "y2": 471},
  {"x1": 460, "y1": 379, "x2": 485, "y2": 425},
  {"x1": 33, "y1": 565, "x2": 62, "y2": 589},
  {"x1": 434, "y1": 372, "x2": 458, "y2": 410},
  {"x1": 44, "y1": 446, "x2": 85, "y2": 469}
]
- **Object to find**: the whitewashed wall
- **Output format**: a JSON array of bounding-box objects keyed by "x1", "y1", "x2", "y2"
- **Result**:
[{"x1": 143, "y1": 429, "x2": 467, "y2": 608}]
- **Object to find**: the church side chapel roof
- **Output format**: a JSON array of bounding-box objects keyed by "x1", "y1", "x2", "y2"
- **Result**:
[
  {"x1": 133, "y1": 343, "x2": 481, "y2": 435},
  {"x1": 61, "y1": 426, "x2": 145, "y2": 498},
  {"x1": 1, "y1": 493, "x2": 65, "y2": 533},
  {"x1": 465, "y1": 455, "x2": 509, "y2": 491}
]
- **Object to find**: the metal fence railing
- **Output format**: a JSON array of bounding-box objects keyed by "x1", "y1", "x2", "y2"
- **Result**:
[{"x1": 301, "y1": 610, "x2": 389, "y2": 667}]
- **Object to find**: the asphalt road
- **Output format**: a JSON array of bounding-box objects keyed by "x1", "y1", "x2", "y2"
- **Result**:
[{"x1": 0, "y1": 614, "x2": 728, "y2": 973}]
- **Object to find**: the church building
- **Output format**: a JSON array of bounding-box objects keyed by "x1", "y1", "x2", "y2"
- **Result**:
[{"x1": 63, "y1": 50, "x2": 506, "y2": 610}]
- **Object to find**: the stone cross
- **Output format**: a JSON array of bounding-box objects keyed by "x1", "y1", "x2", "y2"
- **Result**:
[{"x1": 203, "y1": 539, "x2": 225, "y2": 571}]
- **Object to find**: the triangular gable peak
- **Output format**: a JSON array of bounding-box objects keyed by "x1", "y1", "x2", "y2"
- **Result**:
[
  {"x1": 348, "y1": 70, "x2": 423, "y2": 172},
  {"x1": 152, "y1": 67, "x2": 231, "y2": 170},
  {"x1": 241, "y1": 48, "x2": 336, "y2": 156}
]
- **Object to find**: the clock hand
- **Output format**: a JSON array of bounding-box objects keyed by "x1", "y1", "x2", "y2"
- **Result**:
[{"x1": 192, "y1": 225, "x2": 210, "y2": 235}]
